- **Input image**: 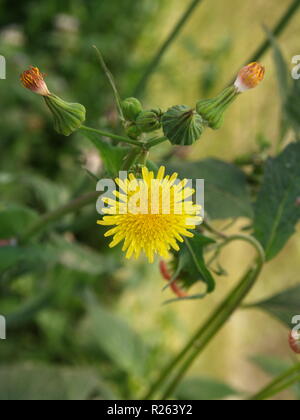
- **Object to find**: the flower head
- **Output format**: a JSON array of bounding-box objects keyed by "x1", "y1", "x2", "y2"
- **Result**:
[
  {"x1": 98, "y1": 166, "x2": 202, "y2": 263},
  {"x1": 234, "y1": 62, "x2": 265, "y2": 93},
  {"x1": 20, "y1": 66, "x2": 50, "y2": 96}
]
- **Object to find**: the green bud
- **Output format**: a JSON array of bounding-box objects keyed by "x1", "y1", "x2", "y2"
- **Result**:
[
  {"x1": 125, "y1": 124, "x2": 142, "y2": 139},
  {"x1": 196, "y1": 86, "x2": 238, "y2": 130},
  {"x1": 121, "y1": 97, "x2": 143, "y2": 121},
  {"x1": 44, "y1": 94, "x2": 86, "y2": 136},
  {"x1": 162, "y1": 105, "x2": 204, "y2": 146},
  {"x1": 136, "y1": 109, "x2": 162, "y2": 133}
]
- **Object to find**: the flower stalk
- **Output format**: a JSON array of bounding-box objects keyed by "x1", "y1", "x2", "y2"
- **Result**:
[
  {"x1": 144, "y1": 235, "x2": 265, "y2": 400},
  {"x1": 80, "y1": 125, "x2": 143, "y2": 147}
]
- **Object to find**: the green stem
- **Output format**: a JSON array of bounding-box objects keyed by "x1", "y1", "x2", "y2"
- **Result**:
[
  {"x1": 93, "y1": 45, "x2": 125, "y2": 123},
  {"x1": 161, "y1": 263, "x2": 262, "y2": 400},
  {"x1": 229, "y1": 0, "x2": 300, "y2": 84},
  {"x1": 144, "y1": 235, "x2": 265, "y2": 400},
  {"x1": 137, "y1": 149, "x2": 150, "y2": 166},
  {"x1": 121, "y1": 147, "x2": 142, "y2": 171},
  {"x1": 133, "y1": 0, "x2": 204, "y2": 97},
  {"x1": 80, "y1": 125, "x2": 143, "y2": 147},
  {"x1": 146, "y1": 136, "x2": 169, "y2": 149},
  {"x1": 248, "y1": 363, "x2": 300, "y2": 400},
  {"x1": 202, "y1": 220, "x2": 228, "y2": 240},
  {"x1": 19, "y1": 191, "x2": 99, "y2": 244}
]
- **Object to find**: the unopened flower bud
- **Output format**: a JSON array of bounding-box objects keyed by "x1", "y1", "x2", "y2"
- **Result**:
[
  {"x1": 234, "y1": 62, "x2": 265, "y2": 93},
  {"x1": 125, "y1": 124, "x2": 142, "y2": 139},
  {"x1": 121, "y1": 97, "x2": 143, "y2": 121},
  {"x1": 21, "y1": 66, "x2": 86, "y2": 136},
  {"x1": 196, "y1": 86, "x2": 238, "y2": 130},
  {"x1": 162, "y1": 105, "x2": 204, "y2": 145},
  {"x1": 136, "y1": 109, "x2": 162, "y2": 133},
  {"x1": 44, "y1": 94, "x2": 86, "y2": 136},
  {"x1": 20, "y1": 66, "x2": 50, "y2": 96}
]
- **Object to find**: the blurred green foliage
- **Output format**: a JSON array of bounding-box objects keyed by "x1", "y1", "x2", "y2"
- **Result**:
[{"x1": 0, "y1": 0, "x2": 169, "y2": 400}]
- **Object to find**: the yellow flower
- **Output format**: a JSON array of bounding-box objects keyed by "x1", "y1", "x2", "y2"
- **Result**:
[
  {"x1": 98, "y1": 166, "x2": 202, "y2": 263},
  {"x1": 234, "y1": 62, "x2": 265, "y2": 93},
  {"x1": 20, "y1": 66, "x2": 50, "y2": 96}
]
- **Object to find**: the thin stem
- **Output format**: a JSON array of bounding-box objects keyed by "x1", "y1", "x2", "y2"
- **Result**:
[
  {"x1": 80, "y1": 125, "x2": 143, "y2": 147},
  {"x1": 248, "y1": 363, "x2": 300, "y2": 400},
  {"x1": 229, "y1": 0, "x2": 300, "y2": 84},
  {"x1": 160, "y1": 263, "x2": 263, "y2": 400},
  {"x1": 133, "y1": 0, "x2": 204, "y2": 97},
  {"x1": 202, "y1": 220, "x2": 228, "y2": 240},
  {"x1": 144, "y1": 235, "x2": 265, "y2": 400},
  {"x1": 137, "y1": 149, "x2": 150, "y2": 166},
  {"x1": 218, "y1": 234, "x2": 265, "y2": 262},
  {"x1": 146, "y1": 136, "x2": 169, "y2": 149},
  {"x1": 19, "y1": 191, "x2": 99, "y2": 244},
  {"x1": 93, "y1": 45, "x2": 125, "y2": 122}
]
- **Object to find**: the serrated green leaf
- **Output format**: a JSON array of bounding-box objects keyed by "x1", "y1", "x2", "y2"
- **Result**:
[
  {"x1": 254, "y1": 142, "x2": 300, "y2": 260},
  {"x1": 167, "y1": 159, "x2": 253, "y2": 220},
  {"x1": 180, "y1": 232, "x2": 215, "y2": 293},
  {"x1": 174, "y1": 377, "x2": 237, "y2": 400},
  {"x1": 246, "y1": 284, "x2": 300, "y2": 327}
]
